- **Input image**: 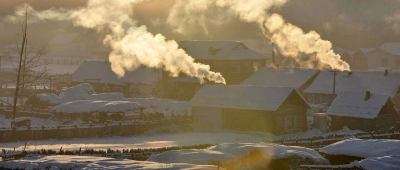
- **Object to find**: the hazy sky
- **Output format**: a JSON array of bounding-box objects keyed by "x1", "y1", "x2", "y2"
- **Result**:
[{"x1": 0, "y1": 0, "x2": 399, "y2": 50}]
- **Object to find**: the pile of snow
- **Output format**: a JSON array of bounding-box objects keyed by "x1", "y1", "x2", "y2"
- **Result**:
[
  {"x1": 351, "y1": 155, "x2": 400, "y2": 170},
  {"x1": 51, "y1": 100, "x2": 142, "y2": 114},
  {"x1": 35, "y1": 93, "x2": 60, "y2": 105},
  {"x1": 148, "y1": 143, "x2": 328, "y2": 165},
  {"x1": 128, "y1": 98, "x2": 191, "y2": 116},
  {"x1": 0, "y1": 155, "x2": 217, "y2": 170},
  {"x1": 58, "y1": 83, "x2": 96, "y2": 103},
  {"x1": 86, "y1": 92, "x2": 125, "y2": 101},
  {"x1": 320, "y1": 138, "x2": 400, "y2": 158}
]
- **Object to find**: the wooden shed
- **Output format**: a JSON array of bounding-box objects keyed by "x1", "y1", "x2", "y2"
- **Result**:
[
  {"x1": 190, "y1": 85, "x2": 310, "y2": 134},
  {"x1": 327, "y1": 91, "x2": 399, "y2": 131}
]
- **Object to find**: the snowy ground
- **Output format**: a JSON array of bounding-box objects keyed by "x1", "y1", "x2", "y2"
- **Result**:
[
  {"x1": 0, "y1": 115, "x2": 62, "y2": 128},
  {"x1": 1, "y1": 155, "x2": 219, "y2": 170},
  {"x1": 0, "y1": 132, "x2": 271, "y2": 151}
]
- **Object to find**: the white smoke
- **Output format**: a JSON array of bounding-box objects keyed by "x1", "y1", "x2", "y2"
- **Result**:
[
  {"x1": 168, "y1": 0, "x2": 350, "y2": 71},
  {"x1": 5, "y1": 0, "x2": 226, "y2": 84},
  {"x1": 386, "y1": 10, "x2": 400, "y2": 35}
]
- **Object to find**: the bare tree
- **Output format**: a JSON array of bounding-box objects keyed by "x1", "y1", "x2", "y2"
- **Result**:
[{"x1": 12, "y1": 9, "x2": 49, "y2": 119}]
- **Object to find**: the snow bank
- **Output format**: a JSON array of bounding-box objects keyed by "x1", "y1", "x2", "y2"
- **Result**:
[
  {"x1": 36, "y1": 93, "x2": 60, "y2": 105},
  {"x1": 128, "y1": 98, "x2": 191, "y2": 116},
  {"x1": 0, "y1": 155, "x2": 218, "y2": 170},
  {"x1": 86, "y1": 92, "x2": 125, "y2": 101},
  {"x1": 351, "y1": 155, "x2": 400, "y2": 170},
  {"x1": 51, "y1": 100, "x2": 142, "y2": 114},
  {"x1": 320, "y1": 138, "x2": 400, "y2": 158},
  {"x1": 148, "y1": 143, "x2": 328, "y2": 165},
  {"x1": 58, "y1": 83, "x2": 96, "y2": 103}
]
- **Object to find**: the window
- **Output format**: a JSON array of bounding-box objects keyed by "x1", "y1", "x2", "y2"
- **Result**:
[
  {"x1": 382, "y1": 59, "x2": 389, "y2": 67},
  {"x1": 286, "y1": 116, "x2": 296, "y2": 131},
  {"x1": 253, "y1": 62, "x2": 260, "y2": 72},
  {"x1": 231, "y1": 62, "x2": 240, "y2": 73},
  {"x1": 244, "y1": 63, "x2": 252, "y2": 73}
]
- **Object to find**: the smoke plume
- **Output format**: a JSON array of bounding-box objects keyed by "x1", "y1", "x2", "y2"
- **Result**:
[
  {"x1": 168, "y1": 0, "x2": 350, "y2": 71},
  {"x1": 386, "y1": 10, "x2": 400, "y2": 35},
  {"x1": 5, "y1": 0, "x2": 226, "y2": 84}
]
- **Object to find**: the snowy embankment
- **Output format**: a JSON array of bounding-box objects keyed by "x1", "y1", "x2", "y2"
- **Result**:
[
  {"x1": 0, "y1": 155, "x2": 218, "y2": 170},
  {"x1": 148, "y1": 143, "x2": 329, "y2": 165},
  {"x1": 0, "y1": 132, "x2": 270, "y2": 151},
  {"x1": 320, "y1": 138, "x2": 400, "y2": 158}
]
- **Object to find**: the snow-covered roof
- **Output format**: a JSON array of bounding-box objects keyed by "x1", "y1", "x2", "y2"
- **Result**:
[
  {"x1": 178, "y1": 41, "x2": 267, "y2": 60},
  {"x1": 379, "y1": 42, "x2": 400, "y2": 56},
  {"x1": 304, "y1": 71, "x2": 400, "y2": 97},
  {"x1": 190, "y1": 85, "x2": 307, "y2": 111},
  {"x1": 173, "y1": 77, "x2": 201, "y2": 83},
  {"x1": 31, "y1": 64, "x2": 80, "y2": 75},
  {"x1": 332, "y1": 47, "x2": 348, "y2": 56},
  {"x1": 320, "y1": 138, "x2": 400, "y2": 158},
  {"x1": 359, "y1": 48, "x2": 375, "y2": 54},
  {"x1": 148, "y1": 143, "x2": 328, "y2": 165},
  {"x1": 49, "y1": 33, "x2": 79, "y2": 45},
  {"x1": 241, "y1": 66, "x2": 318, "y2": 89},
  {"x1": 239, "y1": 39, "x2": 273, "y2": 56},
  {"x1": 51, "y1": 100, "x2": 142, "y2": 114},
  {"x1": 72, "y1": 61, "x2": 160, "y2": 85},
  {"x1": 327, "y1": 91, "x2": 391, "y2": 119}
]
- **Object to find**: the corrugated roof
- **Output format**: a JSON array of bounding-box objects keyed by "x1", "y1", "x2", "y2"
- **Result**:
[
  {"x1": 178, "y1": 41, "x2": 267, "y2": 60},
  {"x1": 327, "y1": 91, "x2": 391, "y2": 119},
  {"x1": 304, "y1": 71, "x2": 400, "y2": 97},
  {"x1": 190, "y1": 85, "x2": 306, "y2": 111},
  {"x1": 241, "y1": 66, "x2": 318, "y2": 89}
]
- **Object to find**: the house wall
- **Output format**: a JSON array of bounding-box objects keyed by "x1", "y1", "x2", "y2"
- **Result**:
[
  {"x1": 221, "y1": 109, "x2": 275, "y2": 132},
  {"x1": 351, "y1": 52, "x2": 368, "y2": 70},
  {"x1": 374, "y1": 114, "x2": 395, "y2": 130},
  {"x1": 330, "y1": 115, "x2": 374, "y2": 131},
  {"x1": 191, "y1": 106, "x2": 222, "y2": 132},
  {"x1": 367, "y1": 51, "x2": 400, "y2": 70},
  {"x1": 275, "y1": 91, "x2": 309, "y2": 134}
]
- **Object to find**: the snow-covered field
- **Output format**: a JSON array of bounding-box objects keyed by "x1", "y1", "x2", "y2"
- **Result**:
[
  {"x1": 1, "y1": 155, "x2": 219, "y2": 170},
  {"x1": 0, "y1": 132, "x2": 270, "y2": 151}
]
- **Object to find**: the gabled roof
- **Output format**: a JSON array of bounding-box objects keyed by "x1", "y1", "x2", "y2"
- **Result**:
[
  {"x1": 241, "y1": 66, "x2": 318, "y2": 89},
  {"x1": 49, "y1": 33, "x2": 79, "y2": 45},
  {"x1": 327, "y1": 91, "x2": 392, "y2": 119},
  {"x1": 332, "y1": 47, "x2": 348, "y2": 56},
  {"x1": 304, "y1": 71, "x2": 400, "y2": 97},
  {"x1": 379, "y1": 42, "x2": 400, "y2": 56},
  {"x1": 178, "y1": 41, "x2": 267, "y2": 60},
  {"x1": 190, "y1": 85, "x2": 308, "y2": 111},
  {"x1": 359, "y1": 48, "x2": 375, "y2": 54},
  {"x1": 239, "y1": 39, "x2": 273, "y2": 56},
  {"x1": 71, "y1": 61, "x2": 160, "y2": 85}
]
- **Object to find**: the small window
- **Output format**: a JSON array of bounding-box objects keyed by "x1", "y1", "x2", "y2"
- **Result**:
[
  {"x1": 253, "y1": 62, "x2": 260, "y2": 72},
  {"x1": 231, "y1": 62, "x2": 240, "y2": 73},
  {"x1": 286, "y1": 116, "x2": 296, "y2": 131},
  {"x1": 382, "y1": 59, "x2": 389, "y2": 67}
]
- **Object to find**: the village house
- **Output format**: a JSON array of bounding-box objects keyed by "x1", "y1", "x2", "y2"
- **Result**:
[
  {"x1": 190, "y1": 85, "x2": 310, "y2": 134},
  {"x1": 350, "y1": 48, "x2": 375, "y2": 70},
  {"x1": 367, "y1": 42, "x2": 400, "y2": 70},
  {"x1": 304, "y1": 70, "x2": 400, "y2": 109},
  {"x1": 240, "y1": 66, "x2": 319, "y2": 94},
  {"x1": 161, "y1": 41, "x2": 268, "y2": 101},
  {"x1": 333, "y1": 47, "x2": 353, "y2": 66},
  {"x1": 327, "y1": 91, "x2": 399, "y2": 131},
  {"x1": 71, "y1": 61, "x2": 161, "y2": 96}
]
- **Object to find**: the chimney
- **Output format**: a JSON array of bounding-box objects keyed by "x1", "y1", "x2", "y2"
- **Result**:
[
  {"x1": 348, "y1": 71, "x2": 352, "y2": 76},
  {"x1": 384, "y1": 70, "x2": 389, "y2": 76},
  {"x1": 365, "y1": 91, "x2": 371, "y2": 101},
  {"x1": 272, "y1": 43, "x2": 275, "y2": 65}
]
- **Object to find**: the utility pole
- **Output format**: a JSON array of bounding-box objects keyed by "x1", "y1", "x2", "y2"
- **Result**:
[{"x1": 272, "y1": 43, "x2": 275, "y2": 66}]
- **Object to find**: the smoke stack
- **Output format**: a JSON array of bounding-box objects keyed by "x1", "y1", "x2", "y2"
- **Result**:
[
  {"x1": 365, "y1": 91, "x2": 371, "y2": 101},
  {"x1": 384, "y1": 70, "x2": 389, "y2": 76}
]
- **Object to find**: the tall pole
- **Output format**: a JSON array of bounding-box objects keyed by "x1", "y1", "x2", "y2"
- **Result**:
[
  {"x1": 331, "y1": 70, "x2": 337, "y2": 106},
  {"x1": 272, "y1": 43, "x2": 275, "y2": 66}
]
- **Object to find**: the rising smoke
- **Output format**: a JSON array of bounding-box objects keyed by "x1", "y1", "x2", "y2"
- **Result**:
[
  {"x1": 386, "y1": 10, "x2": 400, "y2": 35},
  {"x1": 5, "y1": 0, "x2": 226, "y2": 84},
  {"x1": 168, "y1": 0, "x2": 351, "y2": 71}
]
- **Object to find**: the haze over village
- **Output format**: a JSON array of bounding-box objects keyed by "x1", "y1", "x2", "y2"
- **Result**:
[{"x1": 0, "y1": 0, "x2": 400, "y2": 169}]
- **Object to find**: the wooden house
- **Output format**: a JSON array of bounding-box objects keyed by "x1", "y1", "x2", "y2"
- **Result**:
[
  {"x1": 190, "y1": 85, "x2": 310, "y2": 134},
  {"x1": 350, "y1": 48, "x2": 375, "y2": 70},
  {"x1": 327, "y1": 91, "x2": 399, "y2": 131},
  {"x1": 367, "y1": 42, "x2": 400, "y2": 70}
]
